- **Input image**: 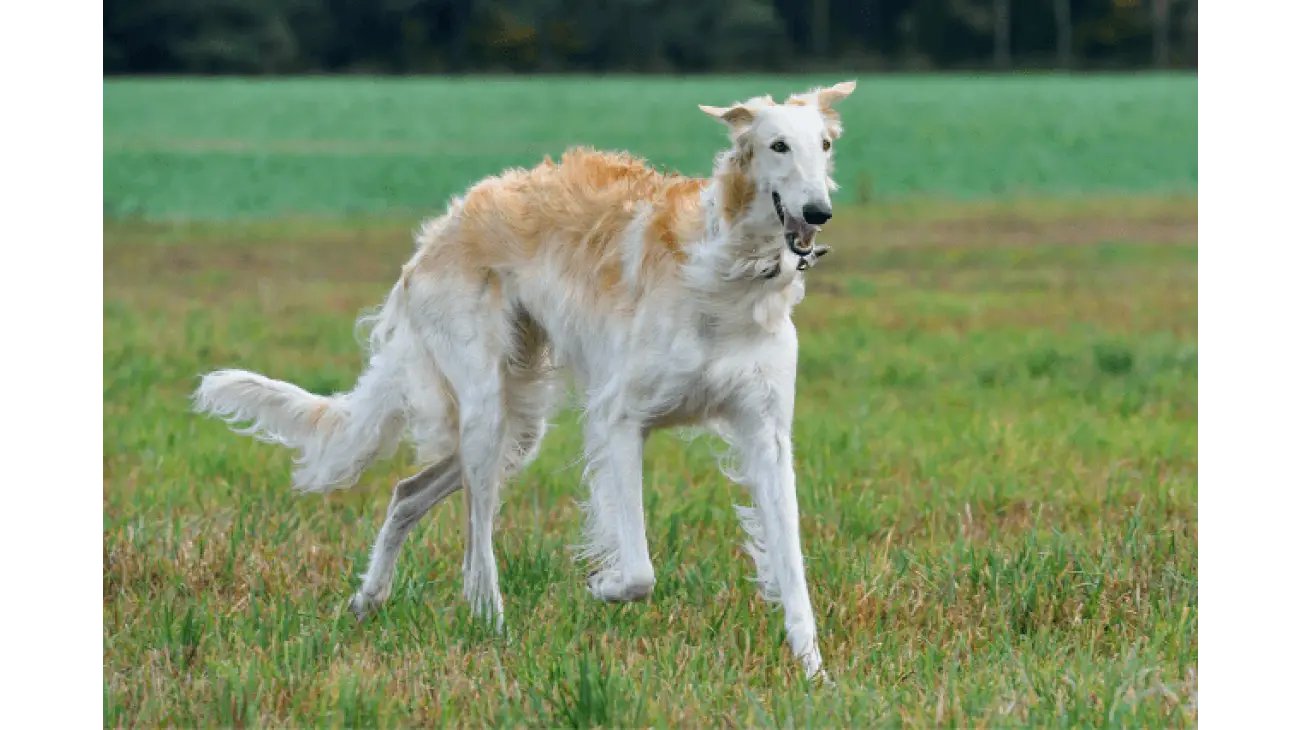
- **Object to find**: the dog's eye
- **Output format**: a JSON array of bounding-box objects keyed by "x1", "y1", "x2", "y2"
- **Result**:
[
  {"x1": 770, "y1": 140, "x2": 789, "y2": 153},
  {"x1": 822, "y1": 139, "x2": 831, "y2": 152}
]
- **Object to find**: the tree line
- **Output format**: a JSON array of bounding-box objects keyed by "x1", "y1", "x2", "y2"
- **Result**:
[{"x1": 104, "y1": 0, "x2": 1198, "y2": 75}]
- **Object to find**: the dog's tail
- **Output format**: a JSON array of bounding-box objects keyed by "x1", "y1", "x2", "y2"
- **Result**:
[{"x1": 193, "y1": 282, "x2": 411, "y2": 493}]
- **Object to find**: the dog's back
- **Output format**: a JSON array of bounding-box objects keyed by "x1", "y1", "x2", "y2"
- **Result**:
[{"x1": 409, "y1": 147, "x2": 705, "y2": 308}]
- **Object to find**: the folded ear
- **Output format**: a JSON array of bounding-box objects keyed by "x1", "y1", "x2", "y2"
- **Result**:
[
  {"x1": 786, "y1": 81, "x2": 856, "y2": 139},
  {"x1": 817, "y1": 80, "x2": 857, "y2": 108},
  {"x1": 699, "y1": 104, "x2": 756, "y2": 128},
  {"x1": 787, "y1": 80, "x2": 857, "y2": 109}
]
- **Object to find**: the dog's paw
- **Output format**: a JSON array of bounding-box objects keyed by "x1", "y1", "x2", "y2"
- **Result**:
[
  {"x1": 463, "y1": 586, "x2": 507, "y2": 634},
  {"x1": 587, "y1": 569, "x2": 655, "y2": 603},
  {"x1": 348, "y1": 588, "x2": 386, "y2": 621},
  {"x1": 472, "y1": 605, "x2": 506, "y2": 635},
  {"x1": 808, "y1": 667, "x2": 836, "y2": 688}
]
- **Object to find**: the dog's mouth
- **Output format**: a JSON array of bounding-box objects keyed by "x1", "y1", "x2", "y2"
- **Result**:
[{"x1": 773, "y1": 192, "x2": 819, "y2": 257}]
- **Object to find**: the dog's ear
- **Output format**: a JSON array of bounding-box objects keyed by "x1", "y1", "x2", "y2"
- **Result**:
[
  {"x1": 787, "y1": 81, "x2": 856, "y2": 139},
  {"x1": 700, "y1": 95, "x2": 774, "y2": 133},
  {"x1": 816, "y1": 80, "x2": 857, "y2": 108},
  {"x1": 699, "y1": 104, "x2": 756, "y2": 129},
  {"x1": 787, "y1": 81, "x2": 856, "y2": 110}
]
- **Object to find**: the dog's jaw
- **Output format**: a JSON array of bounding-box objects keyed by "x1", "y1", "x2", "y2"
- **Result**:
[{"x1": 772, "y1": 192, "x2": 819, "y2": 257}]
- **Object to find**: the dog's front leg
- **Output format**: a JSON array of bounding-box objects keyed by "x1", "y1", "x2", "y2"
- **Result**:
[
  {"x1": 729, "y1": 395, "x2": 825, "y2": 681},
  {"x1": 580, "y1": 417, "x2": 656, "y2": 602}
]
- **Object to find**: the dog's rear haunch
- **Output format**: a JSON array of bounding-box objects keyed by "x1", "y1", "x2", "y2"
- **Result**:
[{"x1": 194, "y1": 81, "x2": 856, "y2": 682}]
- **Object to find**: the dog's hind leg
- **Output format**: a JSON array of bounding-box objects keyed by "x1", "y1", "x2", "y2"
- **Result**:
[
  {"x1": 404, "y1": 271, "x2": 515, "y2": 630},
  {"x1": 453, "y1": 365, "x2": 509, "y2": 628},
  {"x1": 448, "y1": 314, "x2": 557, "y2": 624},
  {"x1": 348, "y1": 351, "x2": 548, "y2": 623},
  {"x1": 350, "y1": 459, "x2": 462, "y2": 620}
]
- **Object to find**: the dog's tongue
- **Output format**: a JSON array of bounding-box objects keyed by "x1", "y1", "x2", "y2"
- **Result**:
[{"x1": 784, "y1": 216, "x2": 820, "y2": 255}]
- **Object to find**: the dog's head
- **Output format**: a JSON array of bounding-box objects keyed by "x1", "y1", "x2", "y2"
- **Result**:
[{"x1": 700, "y1": 81, "x2": 856, "y2": 256}]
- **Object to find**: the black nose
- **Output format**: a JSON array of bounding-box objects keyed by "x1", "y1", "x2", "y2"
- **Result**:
[{"x1": 802, "y1": 204, "x2": 832, "y2": 225}]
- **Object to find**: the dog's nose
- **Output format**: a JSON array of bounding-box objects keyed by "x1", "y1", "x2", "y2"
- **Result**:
[{"x1": 802, "y1": 204, "x2": 832, "y2": 225}]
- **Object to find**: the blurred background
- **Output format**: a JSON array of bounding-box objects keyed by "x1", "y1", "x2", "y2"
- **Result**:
[
  {"x1": 104, "y1": 0, "x2": 1196, "y2": 75},
  {"x1": 101, "y1": 1, "x2": 1199, "y2": 220}
]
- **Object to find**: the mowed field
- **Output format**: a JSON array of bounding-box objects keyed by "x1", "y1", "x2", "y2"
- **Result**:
[{"x1": 103, "y1": 76, "x2": 1198, "y2": 727}]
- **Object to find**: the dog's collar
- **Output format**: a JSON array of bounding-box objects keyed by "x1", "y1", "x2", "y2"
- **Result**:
[{"x1": 763, "y1": 245, "x2": 831, "y2": 279}]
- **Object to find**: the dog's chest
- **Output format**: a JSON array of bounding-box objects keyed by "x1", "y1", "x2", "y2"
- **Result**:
[{"x1": 631, "y1": 315, "x2": 789, "y2": 428}]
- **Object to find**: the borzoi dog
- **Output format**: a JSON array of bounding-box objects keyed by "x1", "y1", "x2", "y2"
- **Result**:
[{"x1": 193, "y1": 81, "x2": 856, "y2": 680}]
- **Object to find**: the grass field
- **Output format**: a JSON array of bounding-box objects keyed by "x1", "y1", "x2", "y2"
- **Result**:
[
  {"x1": 103, "y1": 76, "x2": 1197, "y2": 727},
  {"x1": 103, "y1": 75, "x2": 1197, "y2": 220}
]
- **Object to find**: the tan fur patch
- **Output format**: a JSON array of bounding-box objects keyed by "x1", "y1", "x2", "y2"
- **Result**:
[
  {"x1": 484, "y1": 269, "x2": 503, "y2": 301},
  {"x1": 647, "y1": 178, "x2": 706, "y2": 266},
  {"x1": 307, "y1": 401, "x2": 330, "y2": 427},
  {"x1": 417, "y1": 148, "x2": 722, "y2": 303},
  {"x1": 719, "y1": 146, "x2": 756, "y2": 224}
]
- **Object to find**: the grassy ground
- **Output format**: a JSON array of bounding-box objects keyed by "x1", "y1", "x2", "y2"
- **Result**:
[
  {"x1": 103, "y1": 193, "x2": 1197, "y2": 726},
  {"x1": 103, "y1": 75, "x2": 1197, "y2": 220},
  {"x1": 104, "y1": 74, "x2": 1197, "y2": 726}
]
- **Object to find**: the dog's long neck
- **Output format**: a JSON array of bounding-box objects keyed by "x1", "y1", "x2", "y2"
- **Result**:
[
  {"x1": 699, "y1": 140, "x2": 776, "y2": 240},
  {"x1": 683, "y1": 141, "x2": 805, "y2": 334}
]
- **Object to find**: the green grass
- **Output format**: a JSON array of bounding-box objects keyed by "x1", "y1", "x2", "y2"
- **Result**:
[
  {"x1": 103, "y1": 75, "x2": 1197, "y2": 220},
  {"x1": 104, "y1": 195, "x2": 1197, "y2": 726},
  {"x1": 104, "y1": 75, "x2": 1196, "y2": 726}
]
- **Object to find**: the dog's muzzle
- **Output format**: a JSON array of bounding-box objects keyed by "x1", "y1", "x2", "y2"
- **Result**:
[{"x1": 772, "y1": 192, "x2": 830, "y2": 272}]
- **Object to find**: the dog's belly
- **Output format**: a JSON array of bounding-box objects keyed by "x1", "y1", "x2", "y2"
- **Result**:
[{"x1": 639, "y1": 374, "x2": 715, "y2": 430}]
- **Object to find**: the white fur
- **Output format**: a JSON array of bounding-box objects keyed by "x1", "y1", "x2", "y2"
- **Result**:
[{"x1": 193, "y1": 85, "x2": 856, "y2": 681}]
